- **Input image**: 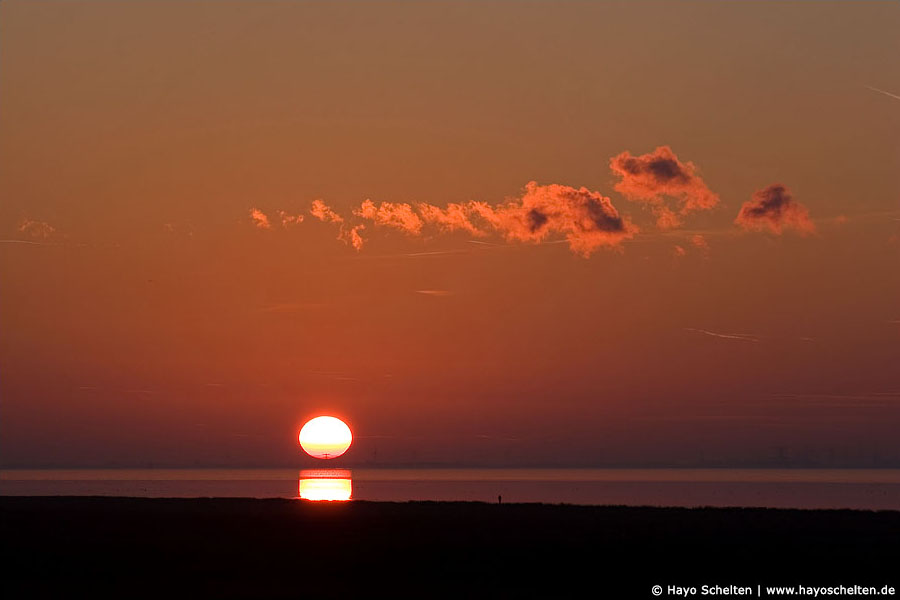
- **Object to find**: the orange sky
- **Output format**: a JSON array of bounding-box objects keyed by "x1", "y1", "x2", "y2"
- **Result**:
[{"x1": 1, "y1": 1, "x2": 898, "y2": 468}]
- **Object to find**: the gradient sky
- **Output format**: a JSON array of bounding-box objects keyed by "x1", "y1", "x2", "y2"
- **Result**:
[{"x1": 2, "y1": 1, "x2": 898, "y2": 468}]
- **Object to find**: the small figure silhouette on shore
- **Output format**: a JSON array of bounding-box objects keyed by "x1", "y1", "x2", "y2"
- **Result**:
[{"x1": 498, "y1": 495, "x2": 502, "y2": 505}]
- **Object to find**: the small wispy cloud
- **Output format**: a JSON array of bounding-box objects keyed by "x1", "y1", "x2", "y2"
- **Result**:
[
  {"x1": 163, "y1": 222, "x2": 194, "y2": 236},
  {"x1": 277, "y1": 210, "x2": 304, "y2": 226},
  {"x1": 249, "y1": 208, "x2": 271, "y2": 229},
  {"x1": 691, "y1": 234, "x2": 710, "y2": 252},
  {"x1": 18, "y1": 218, "x2": 57, "y2": 240},
  {"x1": 415, "y1": 290, "x2": 453, "y2": 297}
]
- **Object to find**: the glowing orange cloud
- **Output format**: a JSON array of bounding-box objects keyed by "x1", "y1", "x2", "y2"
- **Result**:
[
  {"x1": 735, "y1": 184, "x2": 815, "y2": 235},
  {"x1": 691, "y1": 234, "x2": 709, "y2": 250},
  {"x1": 610, "y1": 146, "x2": 719, "y2": 229},
  {"x1": 355, "y1": 199, "x2": 423, "y2": 235},
  {"x1": 339, "y1": 224, "x2": 366, "y2": 251},
  {"x1": 309, "y1": 199, "x2": 344, "y2": 224},
  {"x1": 675, "y1": 234, "x2": 709, "y2": 258},
  {"x1": 417, "y1": 202, "x2": 484, "y2": 235},
  {"x1": 248, "y1": 181, "x2": 636, "y2": 256},
  {"x1": 249, "y1": 208, "x2": 271, "y2": 229},
  {"x1": 278, "y1": 211, "x2": 304, "y2": 226},
  {"x1": 308, "y1": 199, "x2": 359, "y2": 249},
  {"x1": 468, "y1": 181, "x2": 637, "y2": 257},
  {"x1": 17, "y1": 219, "x2": 56, "y2": 240}
]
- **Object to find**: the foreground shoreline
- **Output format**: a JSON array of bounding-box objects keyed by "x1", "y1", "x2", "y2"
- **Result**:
[{"x1": 2, "y1": 497, "x2": 898, "y2": 598}]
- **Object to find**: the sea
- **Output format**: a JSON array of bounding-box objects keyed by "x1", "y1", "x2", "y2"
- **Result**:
[{"x1": 2, "y1": 468, "x2": 899, "y2": 510}]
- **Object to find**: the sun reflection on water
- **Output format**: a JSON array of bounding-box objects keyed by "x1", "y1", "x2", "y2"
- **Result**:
[{"x1": 298, "y1": 469, "x2": 352, "y2": 501}]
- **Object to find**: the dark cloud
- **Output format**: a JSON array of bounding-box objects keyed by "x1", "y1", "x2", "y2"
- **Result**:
[
  {"x1": 735, "y1": 184, "x2": 815, "y2": 235},
  {"x1": 610, "y1": 146, "x2": 719, "y2": 228}
]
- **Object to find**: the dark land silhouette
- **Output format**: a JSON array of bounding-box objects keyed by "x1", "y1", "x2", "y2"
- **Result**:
[{"x1": 1, "y1": 497, "x2": 897, "y2": 598}]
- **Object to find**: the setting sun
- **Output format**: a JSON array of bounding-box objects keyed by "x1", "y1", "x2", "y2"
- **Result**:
[
  {"x1": 298, "y1": 416, "x2": 353, "y2": 459},
  {"x1": 2, "y1": 1, "x2": 899, "y2": 595}
]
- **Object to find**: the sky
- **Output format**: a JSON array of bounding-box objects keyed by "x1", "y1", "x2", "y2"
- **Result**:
[{"x1": 1, "y1": 1, "x2": 898, "y2": 468}]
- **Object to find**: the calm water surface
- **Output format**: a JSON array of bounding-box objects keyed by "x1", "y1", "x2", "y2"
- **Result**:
[{"x1": 2, "y1": 468, "x2": 899, "y2": 510}]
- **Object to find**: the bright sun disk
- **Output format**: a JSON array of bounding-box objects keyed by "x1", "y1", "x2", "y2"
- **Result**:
[{"x1": 298, "y1": 416, "x2": 353, "y2": 459}]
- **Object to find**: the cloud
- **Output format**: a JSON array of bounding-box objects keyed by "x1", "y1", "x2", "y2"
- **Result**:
[
  {"x1": 417, "y1": 202, "x2": 483, "y2": 235},
  {"x1": 249, "y1": 208, "x2": 303, "y2": 229},
  {"x1": 309, "y1": 199, "x2": 344, "y2": 224},
  {"x1": 691, "y1": 234, "x2": 710, "y2": 252},
  {"x1": 735, "y1": 184, "x2": 815, "y2": 235},
  {"x1": 355, "y1": 200, "x2": 423, "y2": 235},
  {"x1": 309, "y1": 199, "x2": 359, "y2": 249},
  {"x1": 162, "y1": 222, "x2": 195, "y2": 237},
  {"x1": 17, "y1": 219, "x2": 56, "y2": 240},
  {"x1": 339, "y1": 224, "x2": 366, "y2": 251},
  {"x1": 465, "y1": 181, "x2": 637, "y2": 257},
  {"x1": 672, "y1": 235, "x2": 709, "y2": 258},
  {"x1": 415, "y1": 289, "x2": 453, "y2": 296},
  {"x1": 610, "y1": 146, "x2": 719, "y2": 228},
  {"x1": 690, "y1": 234, "x2": 709, "y2": 249},
  {"x1": 249, "y1": 208, "x2": 271, "y2": 229},
  {"x1": 278, "y1": 211, "x2": 304, "y2": 226},
  {"x1": 249, "y1": 181, "x2": 636, "y2": 256}
]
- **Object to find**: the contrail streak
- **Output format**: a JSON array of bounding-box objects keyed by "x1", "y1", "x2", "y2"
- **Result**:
[
  {"x1": 685, "y1": 328, "x2": 760, "y2": 343},
  {"x1": 865, "y1": 85, "x2": 900, "y2": 102},
  {"x1": 0, "y1": 239, "x2": 46, "y2": 245}
]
